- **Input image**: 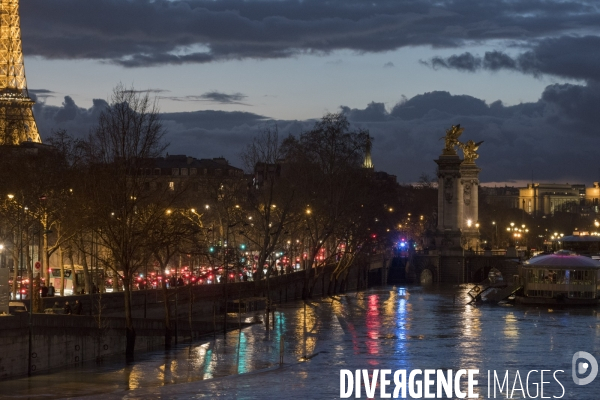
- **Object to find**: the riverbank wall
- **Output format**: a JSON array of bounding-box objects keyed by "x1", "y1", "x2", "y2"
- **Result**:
[{"x1": 1, "y1": 261, "x2": 369, "y2": 380}]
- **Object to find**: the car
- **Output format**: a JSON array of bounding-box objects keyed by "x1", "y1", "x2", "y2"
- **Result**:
[{"x1": 9, "y1": 301, "x2": 27, "y2": 314}]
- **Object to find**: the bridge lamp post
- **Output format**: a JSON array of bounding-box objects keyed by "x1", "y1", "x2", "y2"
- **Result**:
[{"x1": 475, "y1": 221, "x2": 480, "y2": 253}]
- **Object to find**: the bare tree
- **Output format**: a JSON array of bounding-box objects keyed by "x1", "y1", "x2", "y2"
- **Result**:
[
  {"x1": 83, "y1": 83, "x2": 169, "y2": 359},
  {"x1": 0, "y1": 131, "x2": 80, "y2": 306},
  {"x1": 240, "y1": 127, "x2": 295, "y2": 280},
  {"x1": 282, "y1": 113, "x2": 370, "y2": 298},
  {"x1": 146, "y1": 205, "x2": 197, "y2": 347}
]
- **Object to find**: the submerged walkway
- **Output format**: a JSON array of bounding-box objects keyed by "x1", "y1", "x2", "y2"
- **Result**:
[{"x1": 1, "y1": 285, "x2": 599, "y2": 399}]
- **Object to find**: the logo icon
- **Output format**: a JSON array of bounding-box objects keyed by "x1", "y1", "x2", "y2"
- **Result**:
[{"x1": 572, "y1": 351, "x2": 598, "y2": 385}]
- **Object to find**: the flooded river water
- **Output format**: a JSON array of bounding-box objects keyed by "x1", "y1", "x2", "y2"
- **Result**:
[{"x1": 1, "y1": 284, "x2": 599, "y2": 399}]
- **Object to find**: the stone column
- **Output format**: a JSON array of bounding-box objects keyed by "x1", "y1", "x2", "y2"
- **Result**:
[
  {"x1": 460, "y1": 162, "x2": 481, "y2": 249},
  {"x1": 435, "y1": 154, "x2": 463, "y2": 249},
  {"x1": 435, "y1": 154, "x2": 463, "y2": 231}
]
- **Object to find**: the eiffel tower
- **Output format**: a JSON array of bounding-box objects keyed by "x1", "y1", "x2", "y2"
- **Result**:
[{"x1": 0, "y1": 0, "x2": 40, "y2": 145}]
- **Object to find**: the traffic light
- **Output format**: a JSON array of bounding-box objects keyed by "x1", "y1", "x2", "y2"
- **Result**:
[
  {"x1": 240, "y1": 243, "x2": 246, "y2": 250},
  {"x1": 209, "y1": 246, "x2": 215, "y2": 253}
]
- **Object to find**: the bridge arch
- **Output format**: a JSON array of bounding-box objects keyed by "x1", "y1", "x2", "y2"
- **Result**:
[{"x1": 420, "y1": 269, "x2": 433, "y2": 285}]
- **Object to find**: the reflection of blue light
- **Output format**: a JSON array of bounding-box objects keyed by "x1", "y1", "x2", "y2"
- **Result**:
[
  {"x1": 203, "y1": 349, "x2": 213, "y2": 378},
  {"x1": 237, "y1": 333, "x2": 247, "y2": 374},
  {"x1": 396, "y1": 299, "x2": 407, "y2": 341},
  {"x1": 395, "y1": 297, "x2": 410, "y2": 368}
]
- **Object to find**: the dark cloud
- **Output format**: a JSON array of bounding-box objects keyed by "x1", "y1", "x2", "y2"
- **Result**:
[
  {"x1": 390, "y1": 91, "x2": 490, "y2": 120},
  {"x1": 341, "y1": 86, "x2": 600, "y2": 184},
  {"x1": 161, "y1": 92, "x2": 250, "y2": 105},
  {"x1": 517, "y1": 36, "x2": 600, "y2": 81},
  {"x1": 540, "y1": 82, "x2": 600, "y2": 133},
  {"x1": 29, "y1": 89, "x2": 56, "y2": 101},
  {"x1": 162, "y1": 110, "x2": 270, "y2": 130},
  {"x1": 127, "y1": 89, "x2": 170, "y2": 94},
  {"x1": 383, "y1": 62, "x2": 394, "y2": 68},
  {"x1": 197, "y1": 91, "x2": 248, "y2": 104},
  {"x1": 54, "y1": 96, "x2": 78, "y2": 123},
  {"x1": 30, "y1": 89, "x2": 55, "y2": 94},
  {"x1": 424, "y1": 35, "x2": 600, "y2": 81},
  {"x1": 427, "y1": 52, "x2": 481, "y2": 72},
  {"x1": 35, "y1": 97, "x2": 108, "y2": 140},
  {"x1": 19, "y1": 0, "x2": 600, "y2": 79},
  {"x1": 35, "y1": 83, "x2": 600, "y2": 184},
  {"x1": 483, "y1": 51, "x2": 518, "y2": 71},
  {"x1": 341, "y1": 102, "x2": 387, "y2": 122}
]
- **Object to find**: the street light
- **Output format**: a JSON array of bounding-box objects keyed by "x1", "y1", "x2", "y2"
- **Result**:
[
  {"x1": 507, "y1": 222, "x2": 517, "y2": 248},
  {"x1": 7, "y1": 194, "x2": 24, "y2": 289},
  {"x1": 475, "y1": 221, "x2": 480, "y2": 252},
  {"x1": 8, "y1": 194, "x2": 35, "y2": 376}
]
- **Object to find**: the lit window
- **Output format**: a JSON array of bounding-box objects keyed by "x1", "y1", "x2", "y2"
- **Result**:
[{"x1": 169, "y1": 182, "x2": 175, "y2": 191}]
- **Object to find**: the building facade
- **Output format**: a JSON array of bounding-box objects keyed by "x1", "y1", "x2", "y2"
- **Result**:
[
  {"x1": 518, "y1": 183, "x2": 584, "y2": 216},
  {"x1": 484, "y1": 182, "x2": 600, "y2": 216},
  {"x1": 141, "y1": 154, "x2": 245, "y2": 193}
]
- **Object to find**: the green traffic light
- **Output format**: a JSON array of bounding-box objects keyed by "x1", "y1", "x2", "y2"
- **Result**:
[
  {"x1": 240, "y1": 244, "x2": 246, "y2": 250},
  {"x1": 209, "y1": 246, "x2": 215, "y2": 253}
]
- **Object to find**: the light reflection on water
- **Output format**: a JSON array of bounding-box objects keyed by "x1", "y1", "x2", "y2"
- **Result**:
[{"x1": 0, "y1": 284, "x2": 599, "y2": 399}]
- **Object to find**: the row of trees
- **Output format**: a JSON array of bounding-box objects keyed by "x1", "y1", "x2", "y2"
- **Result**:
[{"x1": 0, "y1": 85, "x2": 409, "y2": 358}]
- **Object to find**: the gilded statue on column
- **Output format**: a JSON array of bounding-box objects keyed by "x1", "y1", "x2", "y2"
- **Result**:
[
  {"x1": 459, "y1": 140, "x2": 484, "y2": 163},
  {"x1": 441, "y1": 124, "x2": 464, "y2": 155}
]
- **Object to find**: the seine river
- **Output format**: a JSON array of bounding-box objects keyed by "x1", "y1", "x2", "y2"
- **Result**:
[{"x1": 1, "y1": 284, "x2": 599, "y2": 399}]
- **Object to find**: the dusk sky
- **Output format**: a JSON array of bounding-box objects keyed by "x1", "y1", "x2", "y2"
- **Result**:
[{"x1": 19, "y1": 0, "x2": 600, "y2": 185}]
